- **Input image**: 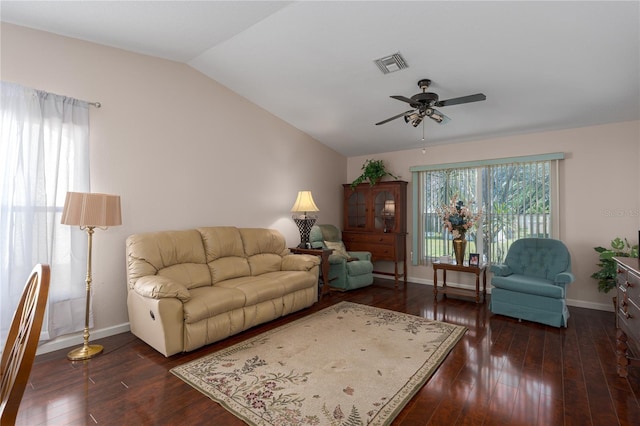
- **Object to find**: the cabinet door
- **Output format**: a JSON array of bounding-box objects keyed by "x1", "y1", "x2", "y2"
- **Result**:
[
  {"x1": 345, "y1": 188, "x2": 367, "y2": 230},
  {"x1": 373, "y1": 188, "x2": 396, "y2": 232}
]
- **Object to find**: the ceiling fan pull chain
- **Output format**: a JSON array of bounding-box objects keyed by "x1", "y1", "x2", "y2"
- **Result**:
[{"x1": 421, "y1": 120, "x2": 427, "y2": 154}]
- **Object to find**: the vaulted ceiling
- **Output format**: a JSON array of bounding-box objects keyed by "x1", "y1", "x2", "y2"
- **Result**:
[{"x1": 2, "y1": 1, "x2": 638, "y2": 156}]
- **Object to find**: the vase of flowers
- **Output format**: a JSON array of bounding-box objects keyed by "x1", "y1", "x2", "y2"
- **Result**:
[{"x1": 437, "y1": 195, "x2": 482, "y2": 265}]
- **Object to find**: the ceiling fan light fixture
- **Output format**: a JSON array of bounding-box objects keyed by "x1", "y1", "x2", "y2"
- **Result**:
[
  {"x1": 374, "y1": 52, "x2": 408, "y2": 74},
  {"x1": 404, "y1": 112, "x2": 420, "y2": 123},
  {"x1": 430, "y1": 113, "x2": 444, "y2": 123}
]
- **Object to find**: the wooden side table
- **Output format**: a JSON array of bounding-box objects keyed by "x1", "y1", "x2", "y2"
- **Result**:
[
  {"x1": 289, "y1": 247, "x2": 334, "y2": 299},
  {"x1": 433, "y1": 262, "x2": 487, "y2": 304}
]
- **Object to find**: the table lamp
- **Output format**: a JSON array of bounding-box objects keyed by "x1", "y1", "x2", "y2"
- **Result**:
[{"x1": 291, "y1": 191, "x2": 319, "y2": 248}]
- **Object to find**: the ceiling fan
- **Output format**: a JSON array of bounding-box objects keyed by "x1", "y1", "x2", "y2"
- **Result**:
[{"x1": 375, "y1": 79, "x2": 486, "y2": 127}]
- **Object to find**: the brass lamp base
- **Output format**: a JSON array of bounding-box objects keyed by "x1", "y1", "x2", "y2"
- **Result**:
[{"x1": 67, "y1": 344, "x2": 104, "y2": 361}]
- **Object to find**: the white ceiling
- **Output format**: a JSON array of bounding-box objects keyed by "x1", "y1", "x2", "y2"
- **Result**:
[{"x1": 2, "y1": 1, "x2": 638, "y2": 157}]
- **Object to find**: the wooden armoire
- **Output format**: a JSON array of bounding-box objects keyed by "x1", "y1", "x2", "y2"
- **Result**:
[{"x1": 342, "y1": 180, "x2": 407, "y2": 287}]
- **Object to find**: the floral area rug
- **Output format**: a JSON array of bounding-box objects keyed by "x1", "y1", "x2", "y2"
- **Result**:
[{"x1": 171, "y1": 301, "x2": 466, "y2": 426}]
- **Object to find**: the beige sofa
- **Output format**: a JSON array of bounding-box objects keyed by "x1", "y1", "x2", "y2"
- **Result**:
[{"x1": 126, "y1": 226, "x2": 320, "y2": 356}]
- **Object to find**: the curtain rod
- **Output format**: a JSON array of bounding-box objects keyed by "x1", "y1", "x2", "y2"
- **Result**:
[{"x1": 89, "y1": 101, "x2": 101, "y2": 108}]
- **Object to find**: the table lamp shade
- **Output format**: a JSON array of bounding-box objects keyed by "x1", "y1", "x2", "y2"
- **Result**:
[
  {"x1": 383, "y1": 200, "x2": 395, "y2": 216},
  {"x1": 290, "y1": 191, "x2": 319, "y2": 214},
  {"x1": 61, "y1": 192, "x2": 122, "y2": 227}
]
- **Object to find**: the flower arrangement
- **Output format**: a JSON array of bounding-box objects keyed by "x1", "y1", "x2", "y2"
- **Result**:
[{"x1": 437, "y1": 195, "x2": 482, "y2": 239}]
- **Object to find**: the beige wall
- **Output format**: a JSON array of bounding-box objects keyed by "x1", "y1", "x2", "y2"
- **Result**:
[
  {"x1": 348, "y1": 120, "x2": 640, "y2": 311},
  {"x1": 1, "y1": 23, "x2": 346, "y2": 351}
]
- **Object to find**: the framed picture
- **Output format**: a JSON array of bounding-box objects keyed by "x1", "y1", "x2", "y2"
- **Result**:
[{"x1": 469, "y1": 253, "x2": 480, "y2": 267}]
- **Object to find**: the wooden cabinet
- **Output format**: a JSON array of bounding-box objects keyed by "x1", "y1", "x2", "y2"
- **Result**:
[
  {"x1": 342, "y1": 180, "x2": 407, "y2": 287},
  {"x1": 614, "y1": 257, "x2": 640, "y2": 377}
]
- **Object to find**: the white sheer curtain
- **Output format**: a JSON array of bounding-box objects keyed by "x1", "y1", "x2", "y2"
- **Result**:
[{"x1": 0, "y1": 81, "x2": 90, "y2": 347}]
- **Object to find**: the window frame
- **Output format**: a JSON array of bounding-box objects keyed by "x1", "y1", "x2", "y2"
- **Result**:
[{"x1": 410, "y1": 153, "x2": 564, "y2": 266}]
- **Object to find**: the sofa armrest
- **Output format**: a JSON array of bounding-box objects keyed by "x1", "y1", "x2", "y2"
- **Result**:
[
  {"x1": 282, "y1": 254, "x2": 320, "y2": 271},
  {"x1": 133, "y1": 275, "x2": 191, "y2": 302},
  {"x1": 490, "y1": 264, "x2": 512, "y2": 276},
  {"x1": 554, "y1": 271, "x2": 575, "y2": 284},
  {"x1": 347, "y1": 251, "x2": 372, "y2": 262}
]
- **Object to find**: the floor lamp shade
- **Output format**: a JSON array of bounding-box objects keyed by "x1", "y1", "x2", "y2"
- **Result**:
[
  {"x1": 61, "y1": 192, "x2": 121, "y2": 361},
  {"x1": 291, "y1": 191, "x2": 319, "y2": 248},
  {"x1": 61, "y1": 192, "x2": 122, "y2": 228}
]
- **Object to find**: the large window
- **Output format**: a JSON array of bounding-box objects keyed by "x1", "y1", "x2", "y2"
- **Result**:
[{"x1": 411, "y1": 153, "x2": 563, "y2": 265}]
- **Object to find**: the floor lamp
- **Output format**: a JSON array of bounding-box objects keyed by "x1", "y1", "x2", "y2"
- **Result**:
[
  {"x1": 291, "y1": 191, "x2": 319, "y2": 248},
  {"x1": 61, "y1": 192, "x2": 122, "y2": 361}
]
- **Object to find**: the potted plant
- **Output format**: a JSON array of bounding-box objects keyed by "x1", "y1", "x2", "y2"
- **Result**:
[
  {"x1": 350, "y1": 159, "x2": 398, "y2": 189},
  {"x1": 591, "y1": 237, "x2": 638, "y2": 293}
]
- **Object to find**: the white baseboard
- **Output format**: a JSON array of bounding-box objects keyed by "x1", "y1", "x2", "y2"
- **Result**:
[
  {"x1": 36, "y1": 322, "x2": 131, "y2": 356},
  {"x1": 566, "y1": 298, "x2": 614, "y2": 312},
  {"x1": 380, "y1": 274, "x2": 615, "y2": 313}
]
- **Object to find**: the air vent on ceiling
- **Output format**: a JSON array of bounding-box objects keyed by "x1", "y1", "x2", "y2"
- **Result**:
[{"x1": 374, "y1": 52, "x2": 408, "y2": 74}]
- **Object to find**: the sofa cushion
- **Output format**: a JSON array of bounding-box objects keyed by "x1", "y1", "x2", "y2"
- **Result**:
[
  {"x1": 158, "y1": 263, "x2": 212, "y2": 290},
  {"x1": 240, "y1": 228, "x2": 289, "y2": 275},
  {"x1": 198, "y1": 227, "x2": 251, "y2": 284},
  {"x1": 216, "y1": 275, "x2": 285, "y2": 305},
  {"x1": 126, "y1": 229, "x2": 207, "y2": 289},
  {"x1": 240, "y1": 228, "x2": 288, "y2": 256},
  {"x1": 491, "y1": 274, "x2": 565, "y2": 298},
  {"x1": 183, "y1": 286, "x2": 247, "y2": 324},
  {"x1": 248, "y1": 253, "x2": 283, "y2": 276},
  {"x1": 208, "y1": 256, "x2": 251, "y2": 284},
  {"x1": 198, "y1": 226, "x2": 246, "y2": 260},
  {"x1": 262, "y1": 270, "x2": 318, "y2": 293}
]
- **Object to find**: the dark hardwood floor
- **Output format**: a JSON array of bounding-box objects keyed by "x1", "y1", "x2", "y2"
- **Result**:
[{"x1": 17, "y1": 278, "x2": 640, "y2": 425}]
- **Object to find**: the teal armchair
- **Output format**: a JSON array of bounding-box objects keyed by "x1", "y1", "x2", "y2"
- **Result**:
[
  {"x1": 490, "y1": 238, "x2": 575, "y2": 327},
  {"x1": 309, "y1": 224, "x2": 373, "y2": 291}
]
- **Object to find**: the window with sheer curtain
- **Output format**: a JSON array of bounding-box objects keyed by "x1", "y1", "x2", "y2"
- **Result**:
[
  {"x1": 410, "y1": 153, "x2": 563, "y2": 266},
  {"x1": 0, "y1": 81, "x2": 90, "y2": 348}
]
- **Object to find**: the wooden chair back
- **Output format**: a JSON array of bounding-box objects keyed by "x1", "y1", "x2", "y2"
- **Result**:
[{"x1": 0, "y1": 264, "x2": 50, "y2": 425}]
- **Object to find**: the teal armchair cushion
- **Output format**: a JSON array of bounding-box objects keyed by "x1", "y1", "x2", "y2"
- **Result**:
[
  {"x1": 500, "y1": 238, "x2": 572, "y2": 282},
  {"x1": 309, "y1": 224, "x2": 373, "y2": 291},
  {"x1": 489, "y1": 238, "x2": 574, "y2": 327}
]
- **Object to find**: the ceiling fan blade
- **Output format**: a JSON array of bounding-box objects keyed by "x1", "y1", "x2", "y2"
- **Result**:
[
  {"x1": 390, "y1": 95, "x2": 419, "y2": 105},
  {"x1": 426, "y1": 108, "x2": 451, "y2": 125},
  {"x1": 375, "y1": 110, "x2": 415, "y2": 126},
  {"x1": 435, "y1": 93, "x2": 486, "y2": 107}
]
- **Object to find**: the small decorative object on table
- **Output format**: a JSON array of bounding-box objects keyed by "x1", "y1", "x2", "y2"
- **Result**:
[
  {"x1": 469, "y1": 253, "x2": 480, "y2": 267},
  {"x1": 437, "y1": 195, "x2": 482, "y2": 265}
]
